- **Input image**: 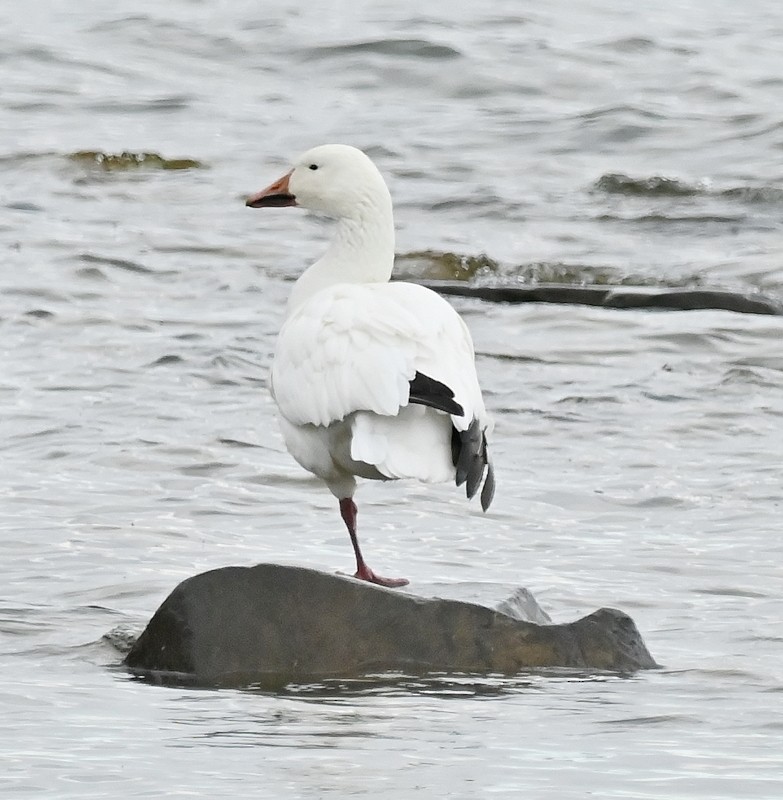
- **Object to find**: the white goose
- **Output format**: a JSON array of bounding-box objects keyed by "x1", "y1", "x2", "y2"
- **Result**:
[{"x1": 246, "y1": 144, "x2": 494, "y2": 587}]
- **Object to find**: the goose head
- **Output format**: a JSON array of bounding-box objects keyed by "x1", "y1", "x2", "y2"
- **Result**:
[{"x1": 245, "y1": 144, "x2": 391, "y2": 220}]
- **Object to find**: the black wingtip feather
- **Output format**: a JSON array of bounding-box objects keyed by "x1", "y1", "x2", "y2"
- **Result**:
[
  {"x1": 408, "y1": 371, "x2": 465, "y2": 417},
  {"x1": 480, "y1": 458, "x2": 495, "y2": 511},
  {"x1": 452, "y1": 419, "x2": 495, "y2": 510}
]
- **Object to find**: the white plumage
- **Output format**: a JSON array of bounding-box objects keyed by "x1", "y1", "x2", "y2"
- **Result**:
[{"x1": 246, "y1": 144, "x2": 494, "y2": 587}]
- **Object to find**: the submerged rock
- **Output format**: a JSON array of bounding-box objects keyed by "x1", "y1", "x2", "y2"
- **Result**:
[
  {"x1": 123, "y1": 564, "x2": 657, "y2": 687},
  {"x1": 594, "y1": 173, "x2": 703, "y2": 197},
  {"x1": 421, "y1": 281, "x2": 783, "y2": 316},
  {"x1": 68, "y1": 150, "x2": 202, "y2": 171},
  {"x1": 395, "y1": 250, "x2": 499, "y2": 281}
]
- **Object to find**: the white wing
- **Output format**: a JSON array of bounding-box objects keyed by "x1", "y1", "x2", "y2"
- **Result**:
[{"x1": 271, "y1": 281, "x2": 487, "y2": 433}]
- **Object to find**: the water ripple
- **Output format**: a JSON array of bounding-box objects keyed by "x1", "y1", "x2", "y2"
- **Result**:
[{"x1": 300, "y1": 38, "x2": 462, "y2": 61}]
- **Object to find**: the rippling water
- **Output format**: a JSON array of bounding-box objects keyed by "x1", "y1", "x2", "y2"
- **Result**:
[{"x1": 2, "y1": 1, "x2": 782, "y2": 798}]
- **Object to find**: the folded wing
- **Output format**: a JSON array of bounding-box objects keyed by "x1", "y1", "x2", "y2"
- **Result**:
[{"x1": 271, "y1": 281, "x2": 494, "y2": 506}]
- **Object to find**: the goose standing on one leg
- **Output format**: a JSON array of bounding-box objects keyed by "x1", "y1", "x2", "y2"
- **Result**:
[{"x1": 246, "y1": 144, "x2": 495, "y2": 588}]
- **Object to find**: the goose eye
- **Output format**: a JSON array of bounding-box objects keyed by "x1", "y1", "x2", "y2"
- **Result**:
[{"x1": 308, "y1": 164, "x2": 318, "y2": 171}]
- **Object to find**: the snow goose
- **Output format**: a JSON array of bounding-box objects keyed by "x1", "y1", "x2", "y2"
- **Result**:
[{"x1": 246, "y1": 144, "x2": 494, "y2": 587}]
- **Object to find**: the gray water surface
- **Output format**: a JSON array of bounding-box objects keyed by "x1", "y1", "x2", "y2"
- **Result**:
[{"x1": 1, "y1": 1, "x2": 782, "y2": 797}]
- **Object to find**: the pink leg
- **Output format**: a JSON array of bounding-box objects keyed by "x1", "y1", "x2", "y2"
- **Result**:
[{"x1": 339, "y1": 498, "x2": 409, "y2": 588}]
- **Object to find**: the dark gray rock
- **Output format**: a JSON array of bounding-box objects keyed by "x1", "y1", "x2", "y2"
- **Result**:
[
  {"x1": 421, "y1": 281, "x2": 783, "y2": 316},
  {"x1": 495, "y1": 587, "x2": 552, "y2": 625},
  {"x1": 123, "y1": 564, "x2": 657, "y2": 687}
]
